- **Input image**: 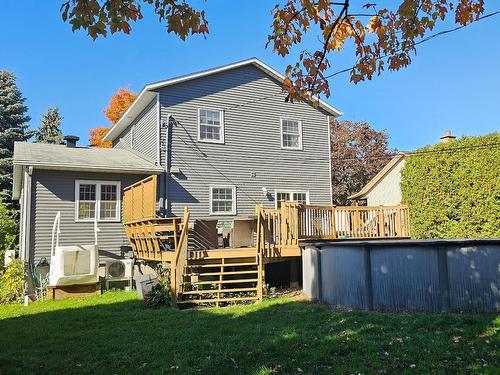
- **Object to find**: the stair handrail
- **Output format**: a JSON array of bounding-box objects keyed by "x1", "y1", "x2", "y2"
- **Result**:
[
  {"x1": 255, "y1": 205, "x2": 264, "y2": 302},
  {"x1": 51, "y1": 211, "x2": 61, "y2": 256},
  {"x1": 171, "y1": 207, "x2": 190, "y2": 305}
]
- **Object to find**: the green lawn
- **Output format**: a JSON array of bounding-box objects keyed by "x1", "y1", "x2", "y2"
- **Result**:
[{"x1": 0, "y1": 292, "x2": 498, "y2": 375}]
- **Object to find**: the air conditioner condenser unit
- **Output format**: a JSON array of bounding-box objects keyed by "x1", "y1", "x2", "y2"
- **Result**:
[{"x1": 104, "y1": 259, "x2": 134, "y2": 290}]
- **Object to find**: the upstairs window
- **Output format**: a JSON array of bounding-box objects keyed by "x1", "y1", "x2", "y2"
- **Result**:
[
  {"x1": 281, "y1": 119, "x2": 302, "y2": 150},
  {"x1": 198, "y1": 109, "x2": 224, "y2": 143},
  {"x1": 76, "y1": 180, "x2": 121, "y2": 222},
  {"x1": 209, "y1": 185, "x2": 236, "y2": 215}
]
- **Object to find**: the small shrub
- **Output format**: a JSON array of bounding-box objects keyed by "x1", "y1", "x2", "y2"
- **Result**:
[
  {"x1": 0, "y1": 259, "x2": 25, "y2": 304},
  {"x1": 144, "y1": 263, "x2": 171, "y2": 308},
  {"x1": 144, "y1": 283, "x2": 171, "y2": 308},
  {"x1": 0, "y1": 199, "x2": 17, "y2": 265}
]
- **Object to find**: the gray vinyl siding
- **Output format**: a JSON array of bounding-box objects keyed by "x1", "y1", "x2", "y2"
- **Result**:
[
  {"x1": 113, "y1": 98, "x2": 159, "y2": 163},
  {"x1": 159, "y1": 64, "x2": 332, "y2": 220},
  {"x1": 29, "y1": 169, "x2": 147, "y2": 262}
]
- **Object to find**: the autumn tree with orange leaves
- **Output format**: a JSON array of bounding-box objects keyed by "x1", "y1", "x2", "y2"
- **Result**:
[
  {"x1": 61, "y1": 0, "x2": 491, "y2": 102},
  {"x1": 89, "y1": 126, "x2": 112, "y2": 148},
  {"x1": 89, "y1": 88, "x2": 137, "y2": 147}
]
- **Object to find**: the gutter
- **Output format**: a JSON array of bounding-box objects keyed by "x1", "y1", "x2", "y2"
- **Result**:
[
  {"x1": 12, "y1": 161, "x2": 163, "y2": 175},
  {"x1": 156, "y1": 92, "x2": 161, "y2": 165},
  {"x1": 20, "y1": 166, "x2": 32, "y2": 263},
  {"x1": 164, "y1": 114, "x2": 171, "y2": 216}
]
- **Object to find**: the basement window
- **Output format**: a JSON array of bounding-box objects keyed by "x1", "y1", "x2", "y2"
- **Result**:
[
  {"x1": 198, "y1": 109, "x2": 224, "y2": 143},
  {"x1": 281, "y1": 119, "x2": 302, "y2": 150},
  {"x1": 209, "y1": 185, "x2": 236, "y2": 215},
  {"x1": 75, "y1": 180, "x2": 121, "y2": 222}
]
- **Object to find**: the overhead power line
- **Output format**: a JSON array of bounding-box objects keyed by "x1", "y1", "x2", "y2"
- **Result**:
[
  {"x1": 326, "y1": 9, "x2": 500, "y2": 79},
  {"x1": 158, "y1": 9, "x2": 500, "y2": 123},
  {"x1": 171, "y1": 123, "x2": 499, "y2": 166}
]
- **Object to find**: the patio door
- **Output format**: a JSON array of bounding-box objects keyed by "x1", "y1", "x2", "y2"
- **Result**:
[{"x1": 275, "y1": 190, "x2": 309, "y2": 209}]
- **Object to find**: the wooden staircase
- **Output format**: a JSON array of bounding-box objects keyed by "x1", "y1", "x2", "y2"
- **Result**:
[
  {"x1": 177, "y1": 250, "x2": 262, "y2": 307},
  {"x1": 122, "y1": 175, "x2": 411, "y2": 309}
]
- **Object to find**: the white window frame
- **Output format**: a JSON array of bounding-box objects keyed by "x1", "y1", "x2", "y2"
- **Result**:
[
  {"x1": 75, "y1": 180, "x2": 121, "y2": 223},
  {"x1": 209, "y1": 185, "x2": 236, "y2": 215},
  {"x1": 198, "y1": 108, "x2": 225, "y2": 144},
  {"x1": 280, "y1": 118, "x2": 303, "y2": 150},
  {"x1": 274, "y1": 189, "x2": 310, "y2": 209}
]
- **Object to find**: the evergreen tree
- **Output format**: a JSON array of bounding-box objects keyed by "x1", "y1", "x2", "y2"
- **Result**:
[
  {"x1": 0, "y1": 71, "x2": 32, "y2": 212},
  {"x1": 35, "y1": 107, "x2": 64, "y2": 144}
]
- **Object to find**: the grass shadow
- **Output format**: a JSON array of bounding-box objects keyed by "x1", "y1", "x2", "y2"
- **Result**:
[{"x1": 0, "y1": 292, "x2": 498, "y2": 374}]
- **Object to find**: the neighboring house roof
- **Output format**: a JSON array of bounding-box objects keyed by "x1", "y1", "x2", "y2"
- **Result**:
[
  {"x1": 348, "y1": 153, "x2": 406, "y2": 200},
  {"x1": 12, "y1": 142, "x2": 163, "y2": 199},
  {"x1": 103, "y1": 57, "x2": 343, "y2": 142}
]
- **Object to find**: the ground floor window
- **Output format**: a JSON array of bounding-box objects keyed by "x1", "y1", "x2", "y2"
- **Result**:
[
  {"x1": 275, "y1": 190, "x2": 309, "y2": 209},
  {"x1": 75, "y1": 180, "x2": 121, "y2": 222},
  {"x1": 209, "y1": 185, "x2": 236, "y2": 215}
]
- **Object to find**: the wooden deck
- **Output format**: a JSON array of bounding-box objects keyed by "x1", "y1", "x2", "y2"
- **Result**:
[{"x1": 122, "y1": 175, "x2": 411, "y2": 307}]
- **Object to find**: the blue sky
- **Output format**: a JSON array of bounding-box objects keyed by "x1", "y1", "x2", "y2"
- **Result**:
[{"x1": 1, "y1": 1, "x2": 499, "y2": 150}]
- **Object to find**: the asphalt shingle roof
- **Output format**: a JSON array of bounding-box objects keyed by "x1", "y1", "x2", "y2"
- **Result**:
[{"x1": 13, "y1": 142, "x2": 163, "y2": 174}]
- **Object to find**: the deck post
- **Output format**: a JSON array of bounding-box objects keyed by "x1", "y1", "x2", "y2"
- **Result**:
[
  {"x1": 256, "y1": 206, "x2": 264, "y2": 302},
  {"x1": 331, "y1": 206, "x2": 337, "y2": 238},
  {"x1": 170, "y1": 264, "x2": 177, "y2": 307},
  {"x1": 377, "y1": 207, "x2": 384, "y2": 238}
]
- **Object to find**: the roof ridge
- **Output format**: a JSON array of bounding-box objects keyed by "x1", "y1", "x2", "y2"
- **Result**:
[{"x1": 103, "y1": 58, "x2": 342, "y2": 142}]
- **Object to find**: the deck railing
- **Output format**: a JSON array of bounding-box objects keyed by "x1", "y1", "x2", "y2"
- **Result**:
[
  {"x1": 260, "y1": 203, "x2": 410, "y2": 247},
  {"x1": 123, "y1": 175, "x2": 157, "y2": 223},
  {"x1": 299, "y1": 204, "x2": 410, "y2": 239}
]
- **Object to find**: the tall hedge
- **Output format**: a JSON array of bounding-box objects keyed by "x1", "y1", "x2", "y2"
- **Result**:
[{"x1": 401, "y1": 133, "x2": 500, "y2": 239}]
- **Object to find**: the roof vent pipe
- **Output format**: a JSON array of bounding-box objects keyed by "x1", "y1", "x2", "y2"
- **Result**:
[
  {"x1": 439, "y1": 130, "x2": 456, "y2": 144},
  {"x1": 64, "y1": 135, "x2": 79, "y2": 148}
]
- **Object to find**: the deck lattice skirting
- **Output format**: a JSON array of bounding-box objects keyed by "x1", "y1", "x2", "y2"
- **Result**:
[{"x1": 122, "y1": 176, "x2": 411, "y2": 307}]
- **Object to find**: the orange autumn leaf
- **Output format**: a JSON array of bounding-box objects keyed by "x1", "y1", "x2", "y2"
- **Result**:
[
  {"x1": 89, "y1": 126, "x2": 112, "y2": 148},
  {"x1": 103, "y1": 88, "x2": 138, "y2": 125},
  {"x1": 89, "y1": 87, "x2": 138, "y2": 148}
]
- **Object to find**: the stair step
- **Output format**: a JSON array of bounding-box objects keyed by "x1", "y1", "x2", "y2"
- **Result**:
[
  {"x1": 181, "y1": 287, "x2": 257, "y2": 295},
  {"x1": 177, "y1": 296, "x2": 259, "y2": 304},
  {"x1": 185, "y1": 262, "x2": 258, "y2": 268},
  {"x1": 183, "y1": 270, "x2": 258, "y2": 277},
  {"x1": 186, "y1": 278, "x2": 259, "y2": 286}
]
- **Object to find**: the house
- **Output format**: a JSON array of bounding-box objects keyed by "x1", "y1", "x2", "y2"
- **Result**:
[
  {"x1": 348, "y1": 153, "x2": 406, "y2": 206},
  {"x1": 348, "y1": 131, "x2": 457, "y2": 205},
  {"x1": 13, "y1": 58, "x2": 342, "y2": 267}
]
